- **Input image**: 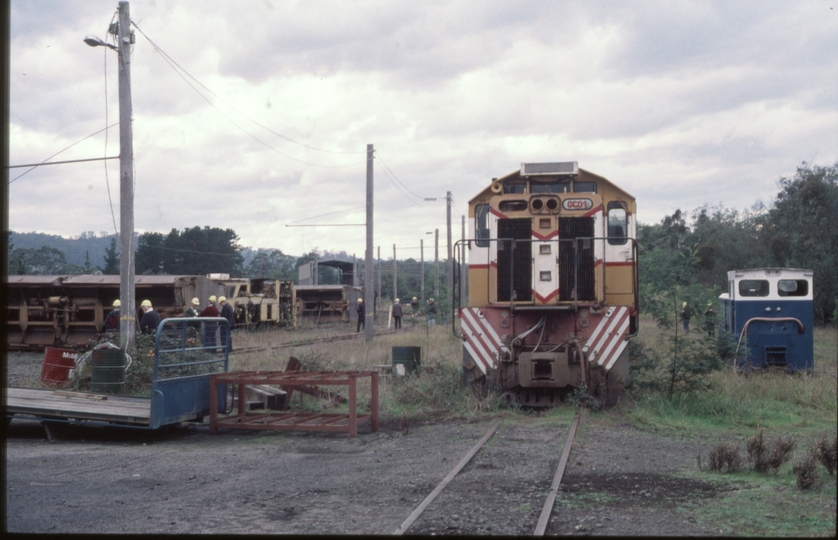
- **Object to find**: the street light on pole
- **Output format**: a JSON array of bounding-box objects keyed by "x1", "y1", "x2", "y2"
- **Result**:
[{"x1": 85, "y1": 1, "x2": 136, "y2": 349}]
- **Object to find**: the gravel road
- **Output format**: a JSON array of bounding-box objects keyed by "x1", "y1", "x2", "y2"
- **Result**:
[{"x1": 5, "y1": 411, "x2": 723, "y2": 535}]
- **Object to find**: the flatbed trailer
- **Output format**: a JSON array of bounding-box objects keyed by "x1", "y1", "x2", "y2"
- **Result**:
[{"x1": 5, "y1": 317, "x2": 229, "y2": 431}]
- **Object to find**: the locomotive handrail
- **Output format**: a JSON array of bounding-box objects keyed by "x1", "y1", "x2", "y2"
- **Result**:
[
  {"x1": 733, "y1": 316, "x2": 805, "y2": 372},
  {"x1": 453, "y1": 236, "x2": 639, "y2": 339}
]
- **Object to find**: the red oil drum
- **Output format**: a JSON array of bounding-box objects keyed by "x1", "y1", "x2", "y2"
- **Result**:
[{"x1": 40, "y1": 347, "x2": 77, "y2": 388}]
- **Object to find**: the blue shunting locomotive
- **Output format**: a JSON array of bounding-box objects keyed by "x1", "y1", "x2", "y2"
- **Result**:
[{"x1": 718, "y1": 268, "x2": 813, "y2": 372}]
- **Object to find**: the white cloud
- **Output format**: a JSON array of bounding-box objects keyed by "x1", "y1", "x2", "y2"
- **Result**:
[{"x1": 8, "y1": 0, "x2": 838, "y2": 258}]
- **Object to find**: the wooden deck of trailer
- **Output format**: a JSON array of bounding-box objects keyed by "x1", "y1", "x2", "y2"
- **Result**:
[{"x1": 5, "y1": 387, "x2": 152, "y2": 426}]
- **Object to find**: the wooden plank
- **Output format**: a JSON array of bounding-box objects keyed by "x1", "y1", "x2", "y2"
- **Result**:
[
  {"x1": 53, "y1": 391, "x2": 108, "y2": 401},
  {"x1": 6, "y1": 387, "x2": 151, "y2": 424}
]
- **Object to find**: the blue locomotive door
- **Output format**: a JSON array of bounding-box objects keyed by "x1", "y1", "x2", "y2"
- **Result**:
[
  {"x1": 497, "y1": 219, "x2": 532, "y2": 302},
  {"x1": 559, "y1": 217, "x2": 595, "y2": 301}
]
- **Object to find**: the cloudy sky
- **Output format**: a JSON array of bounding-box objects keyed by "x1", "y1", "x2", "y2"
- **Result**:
[{"x1": 8, "y1": 1, "x2": 837, "y2": 259}]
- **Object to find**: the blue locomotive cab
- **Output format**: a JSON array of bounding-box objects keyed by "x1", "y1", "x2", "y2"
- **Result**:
[{"x1": 718, "y1": 268, "x2": 813, "y2": 372}]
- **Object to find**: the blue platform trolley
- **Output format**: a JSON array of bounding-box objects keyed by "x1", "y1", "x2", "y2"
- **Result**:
[{"x1": 718, "y1": 268, "x2": 813, "y2": 372}]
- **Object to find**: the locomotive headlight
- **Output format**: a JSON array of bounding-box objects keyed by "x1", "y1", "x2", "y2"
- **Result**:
[{"x1": 531, "y1": 198, "x2": 544, "y2": 211}]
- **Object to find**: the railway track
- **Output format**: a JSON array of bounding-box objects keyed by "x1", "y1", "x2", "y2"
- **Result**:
[
  {"x1": 393, "y1": 415, "x2": 580, "y2": 536},
  {"x1": 230, "y1": 327, "x2": 410, "y2": 356}
]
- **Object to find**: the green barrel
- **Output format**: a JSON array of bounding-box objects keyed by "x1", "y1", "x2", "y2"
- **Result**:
[
  {"x1": 392, "y1": 346, "x2": 421, "y2": 375},
  {"x1": 90, "y1": 348, "x2": 126, "y2": 394}
]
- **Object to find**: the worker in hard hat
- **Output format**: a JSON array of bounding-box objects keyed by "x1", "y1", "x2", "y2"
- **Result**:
[
  {"x1": 185, "y1": 297, "x2": 200, "y2": 318},
  {"x1": 198, "y1": 295, "x2": 220, "y2": 349},
  {"x1": 427, "y1": 298, "x2": 437, "y2": 325},
  {"x1": 704, "y1": 302, "x2": 716, "y2": 337},
  {"x1": 218, "y1": 296, "x2": 235, "y2": 352},
  {"x1": 356, "y1": 297, "x2": 365, "y2": 333},
  {"x1": 139, "y1": 299, "x2": 161, "y2": 334},
  {"x1": 199, "y1": 295, "x2": 220, "y2": 318},
  {"x1": 392, "y1": 298, "x2": 403, "y2": 330},
  {"x1": 410, "y1": 296, "x2": 419, "y2": 317},
  {"x1": 104, "y1": 299, "x2": 121, "y2": 332}
]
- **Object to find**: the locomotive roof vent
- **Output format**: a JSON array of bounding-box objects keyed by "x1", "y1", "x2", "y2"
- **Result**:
[{"x1": 521, "y1": 161, "x2": 578, "y2": 176}]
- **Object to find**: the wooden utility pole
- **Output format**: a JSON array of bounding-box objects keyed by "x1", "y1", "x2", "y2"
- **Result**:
[
  {"x1": 364, "y1": 144, "x2": 374, "y2": 342},
  {"x1": 420, "y1": 239, "x2": 425, "y2": 305},
  {"x1": 434, "y1": 228, "x2": 440, "y2": 302},
  {"x1": 377, "y1": 245, "x2": 381, "y2": 311},
  {"x1": 446, "y1": 191, "x2": 453, "y2": 317},
  {"x1": 392, "y1": 244, "x2": 398, "y2": 301},
  {"x1": 117, "y1": 1, "x2": 136, "y2": 349}
]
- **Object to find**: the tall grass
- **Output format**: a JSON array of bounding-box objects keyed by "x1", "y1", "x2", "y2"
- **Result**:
[
  {"x1": 229, "y1": 319, "x2": 500, "y2": 420},
  {"x1": 627, "y1": 316, "x2": 838, "y2": 436}
]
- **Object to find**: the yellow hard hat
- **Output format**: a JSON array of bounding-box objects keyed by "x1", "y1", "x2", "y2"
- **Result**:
[
  {"x1": 191, "y1": 297, "x2": 200, "y2": 305},
  {"x1": 429, "y1": 298, "x2": 434, "y2": 302},
  {"x1": 219, "y1": 296, "x2": 227, "y2": 303},
  {"x1": 209, "y1": 295, "x2": 217, "y2": 303},
  {"x1": 141, "y1": 299, "x2": 152, "y2": 308},
  {"x1": 357, "y1": 298, "x2": 363, "y2": 302},
  {"x1": 682, "y1": 302, "x2": 687, "y2": 308},
  {"x1": 395, "y1": 298, "x2": 400, "y2": 303},
  {"x1": 113, "y1": 299, "x2": 121, "y2": 307},
  {"x1": 412, "y1": 297, "x2": 417, "y2": 301}
]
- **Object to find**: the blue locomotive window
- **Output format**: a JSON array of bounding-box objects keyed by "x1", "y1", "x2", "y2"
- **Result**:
[
  {"x1": 739, "y1": 279, "x2": 769, "y2": 297},
  {"x1": 475, "y1": 204, "x2": 490, "y2": 247},
  {"x1": 607, "y1": 203, "x2": 627, "y2": 246},
  {"x1": 778, "y1": 279, "x2": 808, "y2": 297},
  {"x1": 573, "y1": 182, "x2": 597, "y2": 193}
]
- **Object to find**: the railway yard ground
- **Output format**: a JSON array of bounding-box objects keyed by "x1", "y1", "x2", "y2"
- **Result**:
[{"x1": 4, "y1": 322, "x2": 838, "y2": 536}]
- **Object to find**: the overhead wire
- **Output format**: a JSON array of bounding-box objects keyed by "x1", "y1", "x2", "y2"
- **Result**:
[
  {"x1": 376, "y1": 151, "x2": 428, "y2": 204},
  {"x1": 131, "y1": 22, "x2": 366, "y2": 169},
  {"x1": 8, "y1": 123, "x2": 119, "y2": 184},
  {"x1": 286, "y1": 205, "x2": 366, "y2": 224}
]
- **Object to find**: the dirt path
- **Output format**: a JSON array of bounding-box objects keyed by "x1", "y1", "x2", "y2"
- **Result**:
[{"x1": 5, "y1": 413, "x2": 723, "y2": 535}]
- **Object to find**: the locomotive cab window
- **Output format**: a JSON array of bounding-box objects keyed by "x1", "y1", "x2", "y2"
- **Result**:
[
  {"x1": 475, "y1": 204, "x2": 490, "y2": 247},
  {"x1": 573, "y1": 182, "x2": 597, "y2": 193},
  {"x1": 607, "y1": 202, "x2": 627, "y2": 246},
  {"x1": 739, "y1": 279, "x2": 769, "y2": 297},
  {"x1": 504, "y1": 181, "x2": 527, "y2": 194},
  {"x1": 778, "y1": 279, "x2": 808, "y2": 297},
  {"x1": 530, "y1": 181, "x2": 570, "y2": 194}
]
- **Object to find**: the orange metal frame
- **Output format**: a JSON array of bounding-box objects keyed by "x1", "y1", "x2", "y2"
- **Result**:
[{"x1": 209, "y1": 370, "x2": 379, "y2": 438}]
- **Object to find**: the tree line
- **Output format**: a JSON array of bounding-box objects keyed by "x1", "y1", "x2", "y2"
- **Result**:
[
  {"x1": 639, "y1": 161, "x2": 837, "y2": 324},
  {"x1": 8, "y1": 162, "x2": 835, "y2": 322}
]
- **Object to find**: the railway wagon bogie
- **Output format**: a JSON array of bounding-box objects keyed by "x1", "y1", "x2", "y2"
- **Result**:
[{"x1": 459, "y1": 162, "x2": 638, "y2": 406}]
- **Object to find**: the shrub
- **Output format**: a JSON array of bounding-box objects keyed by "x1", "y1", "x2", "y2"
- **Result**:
[
  {"x1": 699, "y1": 441, "x2": 743, "y2": 473},
  {"x1": 766, "y1": 436, "x2": 796, "y2": 473},
  {"x1": 793, "y1": 455, "x2": 821, "y2": 490},
  {"x1": 746, "y1": 430, "x2": 769, "y2": 472},
  {"x1": 811, "y1": 435, "x2": 837, "y2": 476},
  {"x1": 747, "y1": 429, "x2": 796, "y2": 474}
]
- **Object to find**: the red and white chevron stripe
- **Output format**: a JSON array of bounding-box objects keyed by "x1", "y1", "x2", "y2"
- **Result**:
[
  {"x1": 585, "y1": 306, "x2": 630, "y2": 371},
  {"x1": 459, "y1": 307, "x2": 507, "y2": 375}
]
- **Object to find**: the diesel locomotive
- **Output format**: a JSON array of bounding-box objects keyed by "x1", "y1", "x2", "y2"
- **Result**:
[{"x1": 458, "y1": 161, "x2": 638, "y2": 406}]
